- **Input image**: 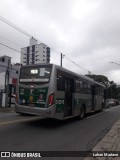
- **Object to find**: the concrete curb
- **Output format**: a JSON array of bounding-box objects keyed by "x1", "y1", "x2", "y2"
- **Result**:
[
  {"x1": 84, "y1": 120, "x2": 120, "y2": 160},
  {"x1": 0, "y1": 106, "x2": 15, "y2": 113}
]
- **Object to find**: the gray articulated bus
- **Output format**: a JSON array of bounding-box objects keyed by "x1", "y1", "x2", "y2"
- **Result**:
[{"x1": 15, "y1": 63, "x2": 106, "y2": 120}]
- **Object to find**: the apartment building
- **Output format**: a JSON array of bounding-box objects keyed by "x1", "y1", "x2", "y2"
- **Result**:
[{"x1": 21, "y1": 37, "x2": 50, "y2": 66}]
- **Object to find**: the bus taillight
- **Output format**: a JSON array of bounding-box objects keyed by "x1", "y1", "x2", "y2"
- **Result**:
[
  {"x1": 48, "y1": 93, "x2": 54, "y2": 106},
  {"x1": 15, "y1": 93, "x2": 18, "y2": 103}
]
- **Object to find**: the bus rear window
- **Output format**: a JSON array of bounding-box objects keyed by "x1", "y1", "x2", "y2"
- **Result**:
[{"x1": 20, "y1": 66, "x2": 52, "y2": 84}]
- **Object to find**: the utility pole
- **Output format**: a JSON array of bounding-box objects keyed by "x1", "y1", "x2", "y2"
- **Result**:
[
  {"x1": 60, "y1": 53, "x2": 64, "y2": 67},
  {"x1": 5, "y1": 59, "x2": 10, "y2": 107}
]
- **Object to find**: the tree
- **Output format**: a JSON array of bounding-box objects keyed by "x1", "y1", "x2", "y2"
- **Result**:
[
  {"x1": 85, "y1": 74, "x2": 119, "y2": 99},
  {"x1": 85, "y1": 74, "x2": 109, "y2": 86}
]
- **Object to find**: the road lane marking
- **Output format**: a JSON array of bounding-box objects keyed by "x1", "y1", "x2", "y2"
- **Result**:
[
  {"x1": 1, "y1": 106, "x2": 119, "y2": 125},
  {"x1": 0, "y1": 116, "x2": 44, "y2": 126},
  {"x1": 87, "y1": 111, "x2": 104, "y2": 119},
  {"x1": 87, "y1": 105, "x2": 120, "y2": 119},
  {"x1": 105, "y1": 105, "x2": 119, "y2": 111}
]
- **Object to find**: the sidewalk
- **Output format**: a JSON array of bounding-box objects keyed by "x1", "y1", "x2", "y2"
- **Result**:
[
  {"x1": 0, "y1": 106, "x2": 15, "y2": 113},
  {"x1": 84, "y1": 120, "x2": 120, "y2": 160}
]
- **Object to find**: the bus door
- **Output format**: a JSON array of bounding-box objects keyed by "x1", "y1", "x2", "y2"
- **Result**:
[
  {"x1": 91, "y1": 85, "x2": 95, "y2": 111},
  {"x1": 64, "y1": 79, "x2": 74, "y2": 117}
]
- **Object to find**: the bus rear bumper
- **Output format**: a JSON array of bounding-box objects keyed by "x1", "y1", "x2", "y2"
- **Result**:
[{"x1": 15, "y1": 103, "x2": 55, "y2": 118}]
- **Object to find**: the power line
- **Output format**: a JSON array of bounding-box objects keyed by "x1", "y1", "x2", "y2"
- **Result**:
[
  {"x1": 64, "y1": 55, "x2": 88, "y2": 72},
  {"x1": 0, "y1": 41, "x2": 88, "y2": 72},
  {"x1": 0, "y1": 42, "x2": 21, "y2": 53},
  {"x1": 0, "y1": 16, "x2": 80, "y2": 66},
  {"x1": 0, "y1": 35, "x2": 21, "y2": 48},
  {"x1": 0, "y1": 15, "x2": 89, "y2": 72},
  {"x1": 0, "y1": 42, "x2": 43, "y2": 63},
  {"x1": 0, "y1": 16, "x2": 43, "y2": 44},
  {"x1": 0, "y1": 16, "x2": 31, "y2": 38}
]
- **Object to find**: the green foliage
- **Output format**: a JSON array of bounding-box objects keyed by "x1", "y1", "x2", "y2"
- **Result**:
[
  {"x1": 85, "y1": 74, "x2": 109, "y2": 86},
  {"x1": 86, "y1": 74, "x2": 120, "y2": 99}
]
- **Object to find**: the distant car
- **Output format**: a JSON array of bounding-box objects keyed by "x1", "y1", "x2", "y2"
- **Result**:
[
  {"x1": 106, "y1": 99, "x2": 116, "y2": 108},
  {"x1": 114, "y1": 99, "x2": 119, "y2": 105}
]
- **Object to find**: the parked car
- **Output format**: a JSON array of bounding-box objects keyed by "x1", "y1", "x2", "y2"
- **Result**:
[
  {"x1": 106, "y1": 99, "x2": 116, "y2": 108},
  {"x1": 114, "y1": 99, "x2": 119, "y2": 105}
]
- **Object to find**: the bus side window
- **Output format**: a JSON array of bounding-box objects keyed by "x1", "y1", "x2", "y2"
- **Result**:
[
  {"x1": 92, "y1": 85, "x2": 95, "y2": 95},
  {"x1": 75, "y1": 80, "x2": 80, "y2": 92},
  {"x1": 57, "y1": 74, "x2": 65, "y2": 91}
]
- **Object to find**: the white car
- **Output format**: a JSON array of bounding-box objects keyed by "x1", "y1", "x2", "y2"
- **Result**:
[{"x1": 106, "y1": 99, "x2": 115, "y2": 108}]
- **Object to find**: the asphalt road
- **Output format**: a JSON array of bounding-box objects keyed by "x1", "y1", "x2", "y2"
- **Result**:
[{"x1": 0, "y1": 106, "x2": 120, "y2": 160}]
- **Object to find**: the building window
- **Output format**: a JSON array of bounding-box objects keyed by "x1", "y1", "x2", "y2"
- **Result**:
[
  {"x1": 32, "y1": 45, "x2": 35, "y2": 52},
  {"x1": 1, "y1": 58, "x2": 5, "y2": 62},
  {"x1": 27, "y1": 47, "x2": 29, "y2": 53}
]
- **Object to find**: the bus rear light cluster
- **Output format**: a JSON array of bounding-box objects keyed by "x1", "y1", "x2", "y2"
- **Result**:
[
  {"x1": 48, "y1": 93, "x2": 54, "y2": 107},
  {"x1": 15, "y1": 93, "x2": 18, "y2": 103}
]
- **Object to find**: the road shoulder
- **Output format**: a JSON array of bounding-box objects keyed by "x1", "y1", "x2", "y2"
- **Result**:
[{"x1": 84, "y1": 120, "x2": 120, "y2": 160}]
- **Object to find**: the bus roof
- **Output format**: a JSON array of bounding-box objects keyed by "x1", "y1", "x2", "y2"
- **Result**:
[
  {"x1": 21, "y1": 63, "x2": 105, "y2": 88},
  {"x1": 54, "y1": 64, "x2": 105, "y2": 88}
]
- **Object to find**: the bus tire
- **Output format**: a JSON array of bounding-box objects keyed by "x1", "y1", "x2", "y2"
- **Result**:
[
  {"x1": 17, "y1": 112, "x2": 30, "y2": 116},
  {"x1": 79, "y1": 106, "x2": 85, "y2": 119}
]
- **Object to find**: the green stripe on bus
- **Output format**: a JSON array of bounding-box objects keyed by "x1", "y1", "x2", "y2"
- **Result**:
[
  {"x1": 56, "y1": 99, "x2": 64, "y2": 113},
  {"x1": 19, "y1": 87, "x2": 48, "y2": 108}
]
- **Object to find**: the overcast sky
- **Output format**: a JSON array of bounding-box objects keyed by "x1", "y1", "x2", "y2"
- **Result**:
[{"x1": 0, "y1": 0, "x2": 120, "y2": 84}]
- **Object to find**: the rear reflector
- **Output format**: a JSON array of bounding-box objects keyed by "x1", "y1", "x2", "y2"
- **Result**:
[{"x1": 48, "y1": 93, "x2": 54, "y2": 106}]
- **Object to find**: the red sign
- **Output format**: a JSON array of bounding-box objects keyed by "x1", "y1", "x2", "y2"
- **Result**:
[{"x1": 12, "y1": 79, "x2": 17, "y2": 85}]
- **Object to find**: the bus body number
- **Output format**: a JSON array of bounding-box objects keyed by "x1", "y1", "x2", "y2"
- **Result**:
[{"x1": 56, "y1": 99, "x2": 64, "y2": 105}]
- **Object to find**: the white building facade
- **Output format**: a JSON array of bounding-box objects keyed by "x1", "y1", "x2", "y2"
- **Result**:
[
  {"x1": 0, "y1": 56, "x2": 20, "y2": 91},
  {"x1": 0, "y1": 56, "x2": 20, "y2": 107},
  {"x1": 21, "y1": 37, "x2": 50, "y2": 66}
]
